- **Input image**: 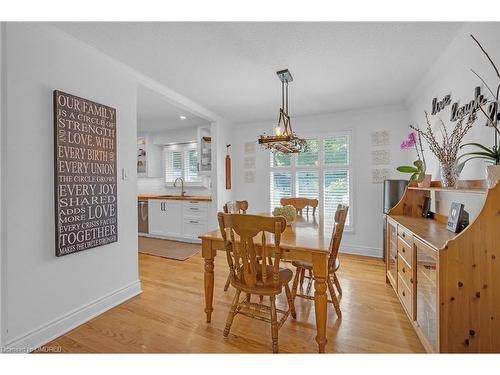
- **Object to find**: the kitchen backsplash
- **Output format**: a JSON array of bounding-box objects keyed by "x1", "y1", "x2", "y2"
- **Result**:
[{"x1": 137, "y1": 177, "x2": 212, "y2": 196}]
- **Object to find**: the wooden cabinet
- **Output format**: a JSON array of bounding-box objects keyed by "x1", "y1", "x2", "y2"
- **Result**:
[
  {"x1": 386, "y1": 218, "x2": 398, "y2": 288},
  {"x1": 415, "y1": 237, "x2": 438, "y2": 353},
  {"x1": 385, "y1": 179, "x2": 500, "y2": 353},
  {"x1": 148, "y1": 199, "x2": 209, "y2": 242}
]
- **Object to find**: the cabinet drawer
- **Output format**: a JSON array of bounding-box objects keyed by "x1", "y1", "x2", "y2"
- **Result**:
[
  {"x1": 397, "y1": 225, "x2": 413, "y2": 246},
  {"x1": 183, "y1": 219, "x2": 208, "y2": 239},
  {"x1": 397, "y1": 273, "x2": 413, "y2": 318},
  {"x1": 184, "y1": 200, "x2": 209, "y2": 209},
  {"x1": 183, "y1": 205, "x2": 208, "y2": 218},
  {"x1": 397, "y1": 253, "x2": 414, "y2": 290},
  {"x1": 398, "y1": 236, "x2": 414, "y2": 267}
]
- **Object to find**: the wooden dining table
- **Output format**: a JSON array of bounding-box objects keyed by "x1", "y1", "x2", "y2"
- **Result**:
[{"x1": 199, "y1": 213, "x2": 332, "y2": 353}]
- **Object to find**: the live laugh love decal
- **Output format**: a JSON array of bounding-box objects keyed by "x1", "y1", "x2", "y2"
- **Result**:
[{"x1": 54, "y1": 90, "x2": 117, "y2": 257}]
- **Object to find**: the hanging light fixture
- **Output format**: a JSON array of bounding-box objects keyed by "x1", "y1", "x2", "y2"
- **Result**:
[{"x1": 258, "y1": 69, "x2": 307, "y2": 153}]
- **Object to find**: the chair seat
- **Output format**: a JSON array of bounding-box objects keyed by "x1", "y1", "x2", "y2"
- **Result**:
[
  {"x1": 292, "y1": 258, "x2": 340, "y2": 272},
  {"x1": 231, "y1": 266, "x2": 293, "y2": 295}
]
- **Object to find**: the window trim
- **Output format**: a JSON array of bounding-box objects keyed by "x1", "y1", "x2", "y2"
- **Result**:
[
  {"x1": 163, "y1": 142, "x2": 204, "y2": 187},
  {"x1": 269, "y1": 131, "x2": 354, "y2": 232}
]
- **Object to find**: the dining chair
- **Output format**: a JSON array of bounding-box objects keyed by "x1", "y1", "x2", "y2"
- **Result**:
[
  {"x1": 217, "y1": 212, "x2": 296, "y2": 353},
  {"x1": 223, "y1": 200, "x2": 249, "y2": 291},
  {"x1": 280, "y1": 197, "x2": 319, "y2": 215},
  {"x1": 223, "y1": 200, "x2": 248, "y2": 214},
  {"x1": 291, "y1": 204, "x2": 349, "y2": 318}
]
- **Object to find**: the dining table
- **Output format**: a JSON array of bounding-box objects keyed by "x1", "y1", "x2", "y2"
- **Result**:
[{"x1": 199, "y1": 213, "x2": 333, "y2": 353}]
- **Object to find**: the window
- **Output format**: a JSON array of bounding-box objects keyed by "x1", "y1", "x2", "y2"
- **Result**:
[
  {"x1": 164, "y1": 143, "x2": 202, "y2": 185},
  {"x1": 269, "y1": 134, "x2": 352, "y2": 230}
]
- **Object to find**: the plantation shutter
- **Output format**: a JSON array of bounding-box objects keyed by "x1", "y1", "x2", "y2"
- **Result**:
[{"x1": 270, "y1": 171, "x2": 292, "y2": 209}]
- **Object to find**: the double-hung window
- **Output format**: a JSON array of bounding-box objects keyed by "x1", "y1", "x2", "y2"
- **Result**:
[
  {"x1": 270, "y1": 134, "x2": 352, "y2": 230},
  {"x1": 164, "y1": 142, "x2": 202, "y2": 185}
]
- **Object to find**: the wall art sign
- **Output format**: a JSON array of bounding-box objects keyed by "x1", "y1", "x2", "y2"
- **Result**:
[
  {"x1": 449, "y1": 86, "x2": 487, "y2": 121},
  {"x1": 371, "y1": 150, "x2": 390, "y2": 165},
  {"x1": 371, "y1": 130, "x2": 390, "y2": 147},
  {"x1": 431, "y1": 94, "x2": 451, "y2": 115},
  {"x1": 53, "y1": 90, "x2": 118, "y2": 257}
]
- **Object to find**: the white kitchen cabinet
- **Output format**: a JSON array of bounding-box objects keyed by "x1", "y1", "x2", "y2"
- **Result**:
[
  {"x1": 148, "y1": 199, "x2": 183, "y2": 237},
  {"x1": 197, "y1": 126, "x2": 212, "y2": 175},
  {"x1": 148, "y1": 199, "x2": 209, "y2": 242}
]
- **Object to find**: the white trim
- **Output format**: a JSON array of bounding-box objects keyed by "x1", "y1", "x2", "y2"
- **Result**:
[
  {"x1": 339, "y1": 244, "x2": 382, "y2": 258},
  {"x1": 2, "y1": 280, "x2": 142, "y2": 353}
]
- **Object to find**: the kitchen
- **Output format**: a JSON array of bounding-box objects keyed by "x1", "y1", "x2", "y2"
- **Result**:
[{"x1": 136, "y1": 86, "x2": 215, "y2": 258}]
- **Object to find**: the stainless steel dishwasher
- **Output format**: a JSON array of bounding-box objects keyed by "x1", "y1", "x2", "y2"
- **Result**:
[{"x1": 138, "y1": 200, "x2": 149, "y2": 234}]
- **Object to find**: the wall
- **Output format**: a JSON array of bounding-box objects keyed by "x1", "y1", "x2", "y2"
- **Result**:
[
  {"x1": 0, "y1": 22, "x2": 6, "y2": 347},
  {"x1": 1, "y1": 23, "x2": 141, "y2": 350},
  {"x1": 406, "y1": 22, "x2": 500, "y2": 181},
  {"x1": 230, "y1": 105, "x2": 410, "y2": 257}
]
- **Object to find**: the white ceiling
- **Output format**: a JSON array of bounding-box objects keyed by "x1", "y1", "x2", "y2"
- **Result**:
[
  {"x1": 55, "y1": 22, "x2": 464, "y2": 123},
  {"x1": 137, "y1": 85, "x2": 209, "y2": 132}
]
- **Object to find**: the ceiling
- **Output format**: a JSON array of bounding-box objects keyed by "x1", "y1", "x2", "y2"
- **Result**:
[
  {"x1": 55, "y1": 22, "x2": 464, "y2": 123},
  {"x1": 137, "y1": 85, "x2": 209, "y2": 132}
]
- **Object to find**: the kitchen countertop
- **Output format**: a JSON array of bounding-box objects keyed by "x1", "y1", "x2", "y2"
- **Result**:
[{"x1": 138, "y1": 194, "x2": 212, "y2": 201}]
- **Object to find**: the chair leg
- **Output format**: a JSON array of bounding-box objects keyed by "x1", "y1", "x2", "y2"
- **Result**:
[
  {"x1": 327, "y1": 277, "x2": 342, "y2": 319},
  {"x1": 223, "y1": 273, "x2": 231, "y2": 292},
  {"x1": 270, "y1": 295, "x2": 279, "y2": 353},
  {"x1": 292, "y1": 267, "x2": 301, "y2": 299},
  {"x1": 284, "y1": 283, "x2": 297, "y2": 319},
  {"x1": 224, "y1": 290, "x2": 241, "y2": 337},
  {"x1": 246, "y1": 293, "x2": 251, "y2": 302},
  {"x1": 333, "y1": 273, "x2": 342, "y2": 296},
  {"x1": 305, "y1": 271, "x2": 314, "y2": 295},
  {"x1": 259, "y1": 295, "x2": 264, "y2": 302},
  {"x1": 299, "y1": 268, "x2": 305, "y2": 287}
]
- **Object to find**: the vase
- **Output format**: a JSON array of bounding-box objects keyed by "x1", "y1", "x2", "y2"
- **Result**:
[
  {"x1": 439, "y1": 161, "x2": 458, "y2": 188},
  {"x1": 417, "y1": 174, "x2": 432, "y2": 188},
  {"x1": 485, "y1": 164, "x2": 500, "y2": 188}
]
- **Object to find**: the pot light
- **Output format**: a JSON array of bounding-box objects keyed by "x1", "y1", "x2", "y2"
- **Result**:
[{"x1": 179, "y1": 115, "x2": 187, "y2": 120}]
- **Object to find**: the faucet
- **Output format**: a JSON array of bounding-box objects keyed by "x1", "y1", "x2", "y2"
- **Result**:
[{"x1": 173, "y1": 177, "x2": 186, "y2": 196}]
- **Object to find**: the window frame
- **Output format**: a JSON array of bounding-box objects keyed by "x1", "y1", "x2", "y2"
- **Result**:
[
  {"x1": 269, "y1": 131, "x2": 354, "y2": 232},
  {"x1": 163, "y1": 142, "x2": 203, "y2": 187}
]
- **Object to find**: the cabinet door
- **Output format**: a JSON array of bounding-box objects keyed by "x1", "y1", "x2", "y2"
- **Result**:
[
  {"x1": 163, "y1": 201, "x2": 183, "y2": 237},
  {"x1": 148, "y1": 199, "x2": 167, "y2": 236},
  {"x1": 386, "y1": 218, "x2": 398, "y2": 287},
  {"x1": 415, "y1": 238, "x2": 438, "y2": 352}
]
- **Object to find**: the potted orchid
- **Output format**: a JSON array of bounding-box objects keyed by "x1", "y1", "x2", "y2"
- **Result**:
[{"x1": 397, "y1": 131, "x2": 431, "y2": 187}]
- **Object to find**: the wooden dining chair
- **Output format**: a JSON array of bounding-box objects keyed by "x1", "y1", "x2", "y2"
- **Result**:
[
  {"x1": 218, "y1": 212, "x2": 296, "y2": 353},
  {"x1": 291, "y1": 204, "x2": 349, "y2": 318},
  {"x1": 280, "y1": 197, "x2": 319, "y2": 215},
  {"x1": 223, "y1": 200, "x2": 249, "y2": 291},
  {"x1": 223, "y1": 200, "x2": 248, "y2": 214}
]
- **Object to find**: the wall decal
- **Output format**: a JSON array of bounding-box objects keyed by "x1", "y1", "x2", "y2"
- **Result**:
[
  {"x1": 431, "y1": 94, "x2": 451, "y2": 115},
  {"x1": 450, "y1": 86, "x2": 487, "y2": 121},
  {"x1": 244, "y1": 141, "x2": 256, "y2": 154},
  {"x1": 53, "y1": 90, "x2": 118, "y2": 257},
  {"x1": 244, "y1": 156, "x2": 256, "y2": 169},
  {"x1": 244, "y1": 171, "x2": 256, "y2": 184},
  {"x1": 371, "y1": 150, "x2": 390, "y2": 165},
  {"x1": 371, "y1": 130, "x2": 390, "y2": 147},
  {"x1": 372, "y1": 168, "x2": 390, "y2": 184}
]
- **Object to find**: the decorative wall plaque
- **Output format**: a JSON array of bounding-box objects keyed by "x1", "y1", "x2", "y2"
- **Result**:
[
  {"x1": 371, "y1": 130, "x2": 390, "y2": 147},
  {"x1": 53, "y1": 90, "x2": 118, "y2": 257},
  {"x1": 371, "y1": 150, "x2": 390, "y2": 165},
  {"x1": 372, "y1": 168, "x2": 390, "y2": 184}
]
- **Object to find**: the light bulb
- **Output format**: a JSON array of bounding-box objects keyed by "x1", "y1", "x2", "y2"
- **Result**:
[{"x1": 275, "y1": 126, "x2": 282, "y2": 136}]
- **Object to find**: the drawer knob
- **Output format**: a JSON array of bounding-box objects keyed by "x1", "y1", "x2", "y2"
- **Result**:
[
  {"x1": 402, "y1": 268, "x2": 405, "y2": 273},
  {"x1": 410, "y1": 278, "x2": 413, "y2": 284},
  {"x1": 402, "y1": 291, "x2": 406, "y2": 297},
  {"x1": 402, "y1": 248, "x2": 405, "y2": 253},
  {"x1": 402, "y1": 233, "x2": 405, "y2": 237}
]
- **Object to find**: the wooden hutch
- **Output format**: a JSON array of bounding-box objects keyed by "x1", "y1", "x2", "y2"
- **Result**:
[{"x1": 385, "y1": 179, "x2": 500, "y2": 353}]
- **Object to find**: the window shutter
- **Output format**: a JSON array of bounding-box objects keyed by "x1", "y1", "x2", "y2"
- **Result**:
[
  {"x1": 165, "y1": 150, "x2": 183, "y2": 183},
  {"x1": 185, "y1": 149, "x2": 201, "y2": 183},
  {"x1": 296, "y1": 171, "x2": 319, "y2": 200},
  {"x1": 324, "y1": 136, "x2": 348, "y2": 165},
  {"x1": 296, "y1": 139, "x2": 319, "y2": 166},
  {"x1": 270, "y1": 171, "x2": 292, "y2": 209},
  {"x1": 324, "y1": 170, "x2": 350, "y2": 228}
]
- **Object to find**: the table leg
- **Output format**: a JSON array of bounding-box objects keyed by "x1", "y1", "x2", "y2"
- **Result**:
[
  {"x1": 202, "y1": 239, "x2": 216, "y2": 323},
  {"x1": 312, "y1": 253, "x2": 328, "y2": 353}
]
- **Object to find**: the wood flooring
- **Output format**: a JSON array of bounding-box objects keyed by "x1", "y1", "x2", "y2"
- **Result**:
[{"x1": 39, "y1": 251, "x2": 425, "y2": 353}]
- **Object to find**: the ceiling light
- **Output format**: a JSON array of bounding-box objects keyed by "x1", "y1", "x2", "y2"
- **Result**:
[
  {"x1": 258, "y1": 69, "x2": 307, "y2": 154},
  {"x1": 179, "y1": 115, "x2": 187, "y2": 120}
]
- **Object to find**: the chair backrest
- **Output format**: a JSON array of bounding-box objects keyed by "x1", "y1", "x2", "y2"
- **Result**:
[
  {"x1": 328, "y1": 205, "x2": 349, "y2": 270},
  {"x1": 223, "y1": 200, "x2": 249, "y2": 214},
  {"x1": 280, "y1": 197, "x2": 319, "y2": 215},
  {"x1": 217, "y1": 213, "x2": 287, "y2": 288}
]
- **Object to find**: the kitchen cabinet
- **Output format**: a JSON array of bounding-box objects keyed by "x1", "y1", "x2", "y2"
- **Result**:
[
  {"x1": 197, "y1": 126, "x2": 212, "y2": 175},
  {"x1": 148, "y1": 199, "x2": 209, "y2": 242},
  {"x1": 137, "y1": 134, "x2": 162, "y2": 178},
  {"x1": 385, "y1": 217, "x2": 398, "y2": 288}
]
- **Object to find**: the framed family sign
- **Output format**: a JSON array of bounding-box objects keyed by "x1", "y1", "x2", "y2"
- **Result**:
[{"x1": 53, "y1": 90, "x2": 118, "y2": 257}]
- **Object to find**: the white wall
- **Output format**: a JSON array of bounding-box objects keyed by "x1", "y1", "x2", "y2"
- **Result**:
[
  {"x1": 1, "y1": 23, "x2": 142, "y2": 350},
  {"x1": 0, "y1": 22, "x2": 6, "y2": 347},
  {"x1": 230, "y1": 105, "x2": 410, "y2": 257},
  {"x1": 406, "y1": 22, "x2": 500, "y2": 180}
]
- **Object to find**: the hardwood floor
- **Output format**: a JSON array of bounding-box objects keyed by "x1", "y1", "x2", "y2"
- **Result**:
[{"x1": 39, "y1": 251, "x2": 425, "y2": 353}]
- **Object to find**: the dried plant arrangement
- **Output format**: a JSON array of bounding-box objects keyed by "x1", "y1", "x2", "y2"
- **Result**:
[{"x1": 410, "y1": 110, "x2": 478, "y2": 187}]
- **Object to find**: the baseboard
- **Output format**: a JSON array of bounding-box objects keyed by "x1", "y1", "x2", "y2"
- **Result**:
[
  {"x1": 339, "y1": 244, "x2": 382, "y2": 258},
  {"x1": 139, "y1": 233, "x2": 201, "y2": 244},
  {"x1": 2, "y1": 280, "x2": 142, "y2": 353}
]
